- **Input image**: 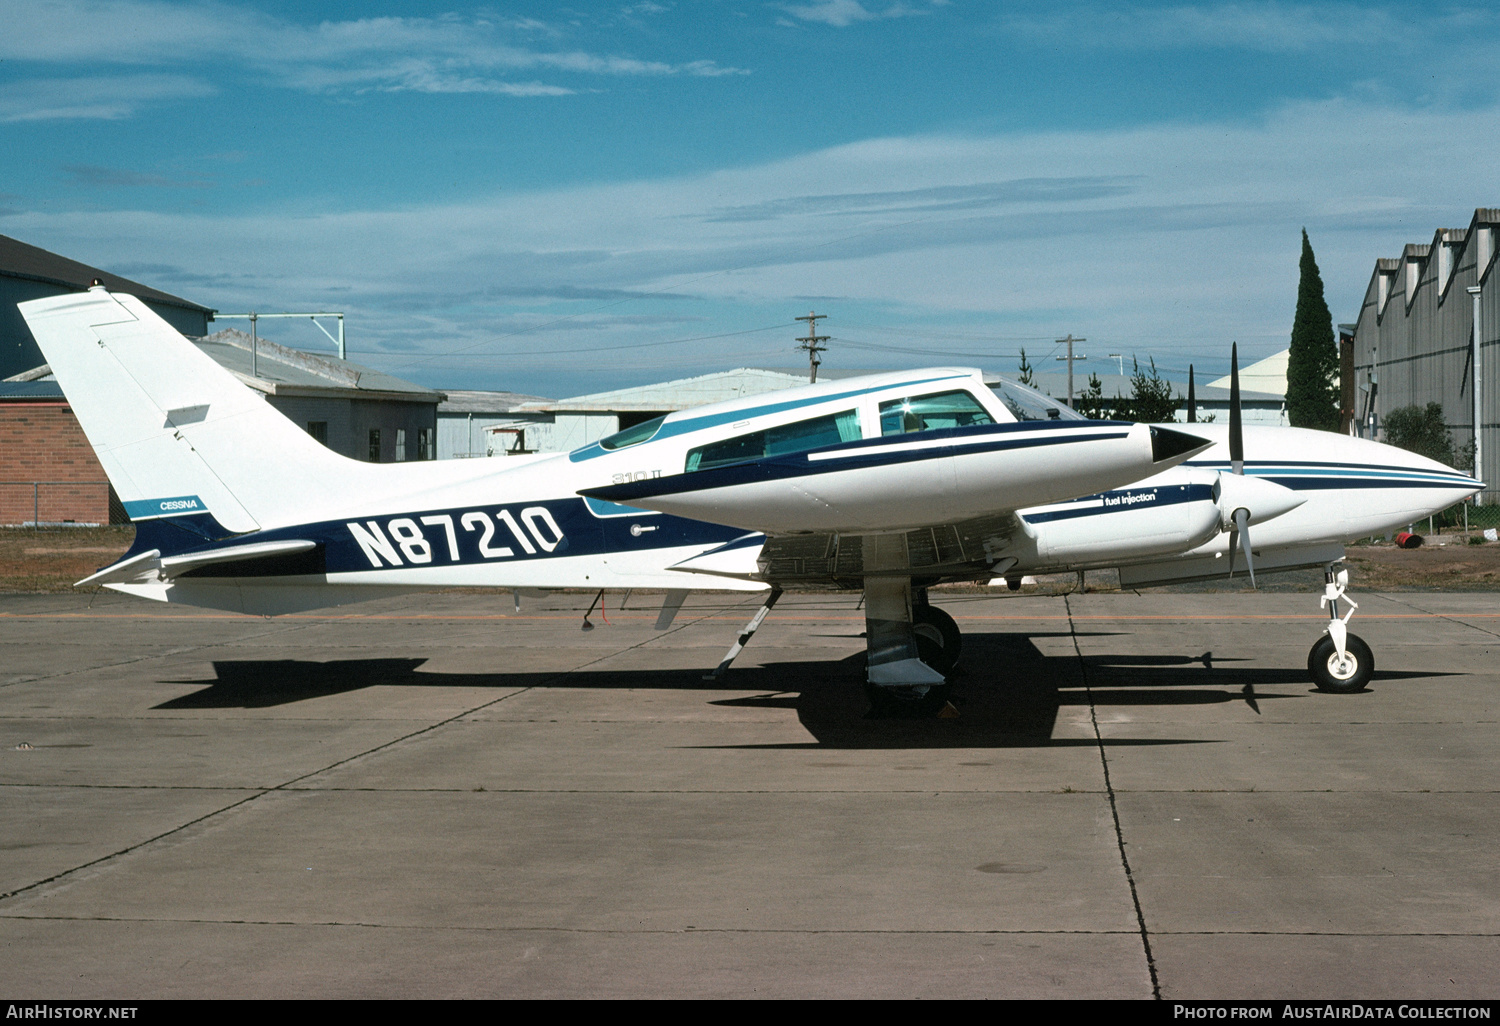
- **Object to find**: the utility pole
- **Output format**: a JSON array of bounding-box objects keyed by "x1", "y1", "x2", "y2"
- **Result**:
[
  {"x1": 796, "y1": 311, "x2": 829, "y2": 383},
  {"x1": 1055, "y1": 334, "x2": 1087, "y2": 408},
  {"x1": 1470, "y1": 285, "x2": 1484, "y2": 505}
]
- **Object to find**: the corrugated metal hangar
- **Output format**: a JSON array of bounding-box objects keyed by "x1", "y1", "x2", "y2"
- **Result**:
[{"x1": 1349, "y1": 207, "x2": 1498, "y2": 502}]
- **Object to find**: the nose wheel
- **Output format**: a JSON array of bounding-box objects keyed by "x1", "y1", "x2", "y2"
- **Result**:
[{"x1": 1308, "y1": 633, "x2": 1373, "y2": 693}]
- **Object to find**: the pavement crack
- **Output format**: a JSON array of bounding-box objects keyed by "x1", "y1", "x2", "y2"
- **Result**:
[{"x1": 1065, "y1": 592, "x2": 1161, "y2": 1001}]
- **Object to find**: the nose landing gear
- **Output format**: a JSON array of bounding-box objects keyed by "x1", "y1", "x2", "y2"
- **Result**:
[{"x1": 1309, "y1": 563, "x2": 1373, "y2": 693}]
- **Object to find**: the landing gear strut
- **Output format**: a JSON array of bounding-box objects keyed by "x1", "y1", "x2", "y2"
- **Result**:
[{"x1": 1308, "y1": 563, "x2": 1373, "y2": 693}]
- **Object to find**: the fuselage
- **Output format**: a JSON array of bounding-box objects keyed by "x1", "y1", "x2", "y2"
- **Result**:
[{"x1": 101, "y1": 366, "x2": 1478, "y2": 609}]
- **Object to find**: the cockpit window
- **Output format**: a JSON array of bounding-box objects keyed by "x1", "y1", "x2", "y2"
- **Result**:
[
  {"x1": 990, "y1": 378, "x2": 1087, "y2": 422},
  {"x1": 686, "y1": 409, "x2": 861, "y2": 473},
  {"x1": 598, "y1": 415, "x2": 667, "y2": 451},
  {"x1": 878, "y1": 390, "x2": 995, "y2": 436}
]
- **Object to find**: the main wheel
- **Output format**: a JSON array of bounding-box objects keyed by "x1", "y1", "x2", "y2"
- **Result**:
[
  {"x1": 1307, "y1": 633, "x2": 1374, "y2": 693},
  {"x1": 913, "y1": 604, "x2": 962, "y2": 674}
]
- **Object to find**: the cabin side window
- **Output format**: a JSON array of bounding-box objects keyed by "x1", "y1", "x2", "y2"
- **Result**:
[
  {"x1": 686, "y1": 409, "x2": 861, "y2": 472},
  {"x1": 878, "y1": 390, "x2": 995, "y2": 436}
]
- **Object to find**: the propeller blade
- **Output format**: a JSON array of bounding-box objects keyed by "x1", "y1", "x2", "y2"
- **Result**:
[
  {"x1": 1229, "y1": 342, "x2": 1244, "y2": 475},
  {"x1": 1187, "y1": 364, "x2": 1197, "y2": 423},
  {"x1": 1234, "y1": 506, "x2": 1256, "y2": 588}
]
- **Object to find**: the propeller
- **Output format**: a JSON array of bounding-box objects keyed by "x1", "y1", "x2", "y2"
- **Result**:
[
  {"x1": 1187, "y1": 364, "x2": 1196, "y2": 423},
  {"x1": 1225, "y1": 342, "x2": 1254, "y2": 586}
]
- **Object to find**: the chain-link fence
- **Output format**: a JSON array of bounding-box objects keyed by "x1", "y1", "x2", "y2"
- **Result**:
[{"x1": 0, "y1": 481, "x2": 119, "y2": 527}]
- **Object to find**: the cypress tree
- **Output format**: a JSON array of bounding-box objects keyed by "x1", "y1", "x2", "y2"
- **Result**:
[{"x1": 1286, "y1": 228, "x2": 1340, "y2": 430}]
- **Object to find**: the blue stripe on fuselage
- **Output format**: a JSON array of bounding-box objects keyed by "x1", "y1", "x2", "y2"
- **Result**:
[
  {"x1": 1184, "y1": 460, "x2": 1479, "y2": 491},
  {"x1": 1022, "y1": 483, "x2": 1214, "y2": 524},
  {"x1": 156, "y1": 497, "x2": 745, "y2": 578}
]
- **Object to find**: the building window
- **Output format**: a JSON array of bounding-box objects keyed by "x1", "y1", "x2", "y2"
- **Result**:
[
  {"x1": 368, "y1": 429, "x2": 381, "y2": 462},
  {"x1": 306, "y1": 421, "x2": 328, "y2": 446},
  {"x1": 395, "y1": 428, "x2": 407, "y2": 462},
  {"x1": 418, "y1": 427, "x2": 433, "y2": 460}
]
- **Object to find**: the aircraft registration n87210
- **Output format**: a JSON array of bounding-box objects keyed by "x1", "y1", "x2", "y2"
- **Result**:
[{"x1": 19, "y1": 288, "x2": 1480, "y2": 710}]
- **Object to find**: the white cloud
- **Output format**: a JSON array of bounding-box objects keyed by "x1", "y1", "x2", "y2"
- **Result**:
[
  {"x1": 779, "y1": 0, "x2": 924, "y2": 27},
  {"x1": 8, "y1": 99, "x2": 1497, "y2": 385},
  {"x1": 1000, "y1": 2, "x2": 1457, "y2": 53},
  {"x1": 0, "y1": 0, "x2": 746, "y2": 109},
  {"x1": 0, "y1": 74, "x2": 213, "y2": 122}
]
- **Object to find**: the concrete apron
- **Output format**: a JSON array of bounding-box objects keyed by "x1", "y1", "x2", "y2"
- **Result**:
[{"x1": 862, "y1": 535, "x2": 945, "y2": 690}]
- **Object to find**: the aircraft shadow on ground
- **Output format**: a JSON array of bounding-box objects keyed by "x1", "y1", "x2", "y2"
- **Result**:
[{"x1": 154, "y1": 631, "x2": 1455, "y2": 748}]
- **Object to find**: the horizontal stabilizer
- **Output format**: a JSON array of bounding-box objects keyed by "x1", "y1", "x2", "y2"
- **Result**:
[
  {"x1": 76, "y1": 539, "x2": 318, "y2": 587},
  {"x1": 76, "y1": 548, "x2": 164, "y2": 587}
]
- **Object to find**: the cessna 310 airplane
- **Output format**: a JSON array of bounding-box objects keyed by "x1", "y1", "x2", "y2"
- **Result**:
[{"x1": 20, "y1": 286, "x2": 1482, "y2": 708}]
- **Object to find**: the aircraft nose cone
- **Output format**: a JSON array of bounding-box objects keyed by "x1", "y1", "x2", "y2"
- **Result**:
[{"x1": 1150, "y1": 426, "x2": 1211, "y2": 463}]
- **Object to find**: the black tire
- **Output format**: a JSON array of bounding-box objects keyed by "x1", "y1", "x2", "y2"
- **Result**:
[
  {"x1": 913, "y1": 604, "x2": 962, "y2": 674},
  {"x1": 1308, "y1": 633, "x2": 1374, "y2": 693}
]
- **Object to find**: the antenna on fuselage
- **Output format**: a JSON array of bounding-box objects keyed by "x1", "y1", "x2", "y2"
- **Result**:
[{"x1": 1187, "y1": 365, "x2": 1197, "y2": 423}]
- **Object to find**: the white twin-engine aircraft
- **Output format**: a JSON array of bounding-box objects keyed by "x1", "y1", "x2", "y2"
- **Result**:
[{"x1": 21, "y1": 287, "x2": 1482, "y2": 708}]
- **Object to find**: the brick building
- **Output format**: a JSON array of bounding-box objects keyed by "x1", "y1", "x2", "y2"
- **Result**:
[{"x1": 0, "y1": 380, "x2": 115, "y2": 525}]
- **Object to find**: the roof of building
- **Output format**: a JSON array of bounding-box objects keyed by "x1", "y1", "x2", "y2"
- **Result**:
[
  {"x1": 1, "y1": 329, "x2": 442, "y2": 404},
  {"x1": 1205, "y1": 349, "x2": 1289, "y2": 397},
  {"x1": 526, "y1": 367, "x2": 813, "y2": 412},
  {"x1": 1025, "y1": 368, "x2": 1284, "y2": 404},
  {"x1": 193, "y1": 329, "x2": 443, "y2": 403},
  {"x1": 438, "y1": 389, "x2": 552, "y2": 414},
  {"x1": 0, "y1": 380, "x2": 64, "y2": 400},
  {"x1": 0, "y1": 234, "x2": 215, "y2": 315}
]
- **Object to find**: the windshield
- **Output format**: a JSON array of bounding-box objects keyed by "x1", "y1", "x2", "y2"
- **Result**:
[
  {"x1": 990, "y1": 377, "x2": 1087, "y2": 421},
  {"x1": 878, "y1": 390, "x2": 995, "y2": 435}
]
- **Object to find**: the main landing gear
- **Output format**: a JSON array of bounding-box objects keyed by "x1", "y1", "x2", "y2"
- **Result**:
[
  {"x1": 1308, "y1": 562, "x2": 1373, "y2": 693},
  {"x1": 861, "y1": 579, "x2": 964, "y2": 717}
]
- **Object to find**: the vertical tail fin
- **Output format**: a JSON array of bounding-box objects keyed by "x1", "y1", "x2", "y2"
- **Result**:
[{"x1": 19, "y1": 287, "x2": 368, "y2": 534}]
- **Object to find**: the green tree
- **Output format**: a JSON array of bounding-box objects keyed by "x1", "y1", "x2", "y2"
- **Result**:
[
  {"x1": 1286, "y1": 229, "x2": 1340, "y2": 430},
  {"x1": 1383, "y1": 403, "x2": 1457, "y2": 467},
  {"x1": 1017, "y1": 348, "x2": 1035, "y2": 387},
  {"x1": 1127, "y1": 356, "x2": 1179, "y2": 423},
  {"x1": 1074, "y1": 372, "x2": 1109, "y2": 419}
]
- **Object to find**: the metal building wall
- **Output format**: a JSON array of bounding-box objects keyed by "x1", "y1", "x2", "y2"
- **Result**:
[
  {"x1": 1351, "y1": 210, "x2": 1499, "y2": 502},
  {"x1": 1, "y1": 276, "x2": 210, "y2": 380}
]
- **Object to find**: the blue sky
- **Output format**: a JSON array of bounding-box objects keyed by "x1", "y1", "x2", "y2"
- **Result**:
[{"x1": 3, "y1": 1, "x2": 1498, "y2": 397}]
